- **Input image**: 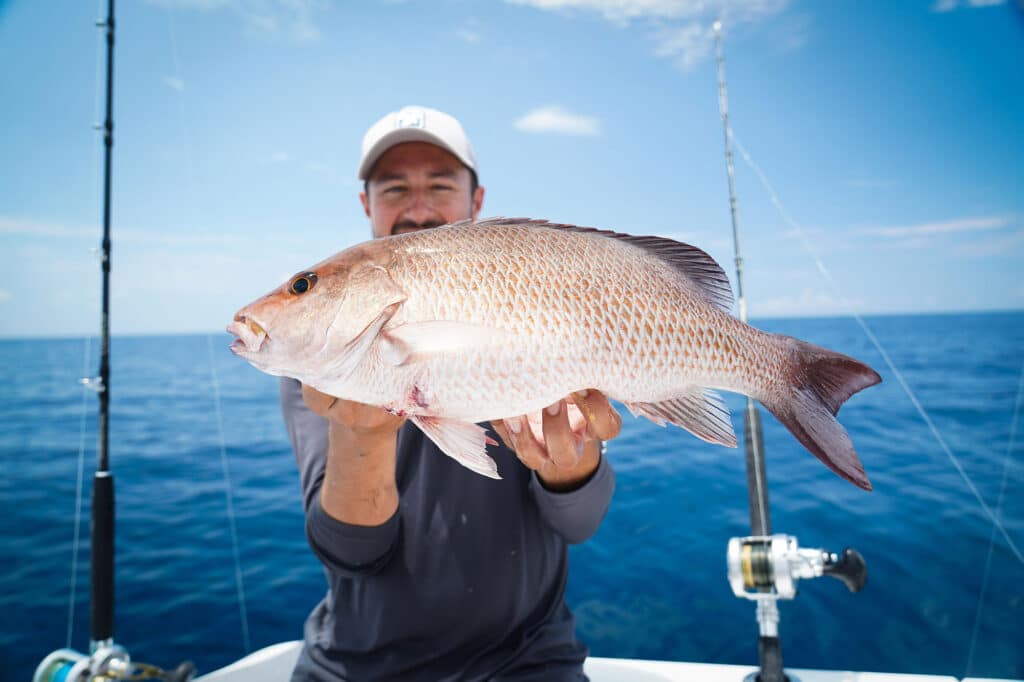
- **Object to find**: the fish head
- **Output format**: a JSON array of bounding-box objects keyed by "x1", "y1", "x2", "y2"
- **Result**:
[{"x1": 227, "y1": 242, "x2": 406, "y2": 383}]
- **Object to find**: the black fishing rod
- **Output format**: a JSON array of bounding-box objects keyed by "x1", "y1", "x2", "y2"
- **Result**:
[
  {"x1": 93, "y1": 0, "x2": 116, "y2": 650},
  {"x1": 33, "y1": 4, "x2": 196, "y2": 679},
  {"x1": 712, "y1": 20, "x2": 784, "y2": 682},
  {"x1": 713, "y1": 21, "x2": 866, "y2": 682}
]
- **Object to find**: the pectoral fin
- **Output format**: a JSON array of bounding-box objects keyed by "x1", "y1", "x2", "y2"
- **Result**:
[
  {"x1": 381, "y1": 321, "x2": 504, "y2": 366},
  {"x1": 626, "y1": 387, "x2": 736, "y2": 447},
  {"x1": 412, "y1": 416, "x2": 502, "y2": 479},
  {"x1": 320, "y1": 264, "x2": 406, "y2": 384},
  {"x1": 322, "y1": 301, "x2": 402, "y2": 384}
]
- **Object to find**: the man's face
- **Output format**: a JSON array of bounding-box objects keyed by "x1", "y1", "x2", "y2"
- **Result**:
[{"x1": 360, "y1": 141, "x2": 485, "y2": 238}]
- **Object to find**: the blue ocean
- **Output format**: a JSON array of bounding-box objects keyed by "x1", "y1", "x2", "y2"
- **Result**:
[{"x1": 2, "y1": 311, "x2": 1022, "y2": 680}]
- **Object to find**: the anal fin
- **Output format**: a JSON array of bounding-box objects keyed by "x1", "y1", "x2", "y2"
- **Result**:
[
  {"x1": 626, "y1": 387, "x2": 737, "y2": 447},
  {"x1": 411, "y1": 416, "x2": 502, "y2": 479}
]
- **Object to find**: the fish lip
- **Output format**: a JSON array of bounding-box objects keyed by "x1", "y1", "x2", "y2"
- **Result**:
[{"x1": 227, "y1": 316, "x2": 269, "y2": 354}]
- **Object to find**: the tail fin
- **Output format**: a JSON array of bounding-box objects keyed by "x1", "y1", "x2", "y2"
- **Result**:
[{"x1": 761, "y1": 338, "x2": 882, "y2": 490}]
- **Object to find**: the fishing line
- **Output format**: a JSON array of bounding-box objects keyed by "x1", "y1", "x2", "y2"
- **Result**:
[
  {"x1": 207, "y1": 334, "x2": 252, "y2": 654},
  {"x1": 965, "y1": 357, "x2": 1024, "y2": 676},
  {"x1": 165, "y1": 8, "x2": 251, "y2": 653},
  {"x1": 67, "y1": 336, "x2": 93, "y2": 649},
  {"x1": 730, "y1": 132, "x2": 1024, "y2": 568}
]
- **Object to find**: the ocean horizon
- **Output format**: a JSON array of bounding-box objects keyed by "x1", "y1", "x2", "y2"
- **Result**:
[{"x1": 5, "y1": 307, "x2": 1022, "y2": 342}]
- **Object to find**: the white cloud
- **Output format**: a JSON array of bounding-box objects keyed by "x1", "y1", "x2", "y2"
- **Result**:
[
  {"x1": 508, "y1": 0, "x2": 704, "y2": 23},
  {"x1": 0, "y1": 218, "x2": 96, "y2": 239},
  {"x1": 508, "y1": 0, "x2": 791, "y2": 70},
  {"x1": 456, "y1": 27, "x2": 482, "y2": 43},
  {"x1": 514, "y1": 106, "x2": 602, "y2": 136},
  {"x1": 756, "y1": 287, "x2": 865, "y2": 318},
  {"x1": 456, "y1": 18, "x2": 483, "y2": 44},
  {"x1": 163, "y1": 76, "x2": 185, "y2": 92},
  {"x1": 0, "y1": 217, "x2": 252, "y2": 246},
  {"x1": 267, "y1": 151, "x2": 291, "y2": 163},
  {"x1": 932, "y1": 0, "x2": 1005, "y2": 12},
  {"x1": 508, "y1": 0, "x2": 785, "y2": 23},
  {"x1": 859, "y1": 215, "x2": 1012, "y2": 238},
  {"x1": 0, "y1": 289, "x2": 11, "y2": 303},
  {"x1": 653, "y1": 22, "x2": 714, "y2": 69},
  {"x1": 953, "y1": 229, "x2": 1024, "y2": 258},
  {"x1": 147, "y1": 0, "x2": 324, "y2": 42}
]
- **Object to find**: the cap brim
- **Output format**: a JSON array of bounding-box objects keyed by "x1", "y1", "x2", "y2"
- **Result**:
[{"x1": 358, "y1": 129, "x2": 474, "y2": 180}]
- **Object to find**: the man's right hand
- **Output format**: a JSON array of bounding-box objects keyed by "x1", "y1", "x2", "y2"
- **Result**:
[
  {"x1": 301, "y1": 384, "x2": 406, "y2": 436},
  {"x1": 301, "y1": 384, "x2": 402, "y2": 526}
]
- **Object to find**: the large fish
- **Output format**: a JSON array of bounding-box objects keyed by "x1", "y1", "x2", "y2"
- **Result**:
[{"x1": 228, "y1": 218, "x2": 882, "y2": 489}]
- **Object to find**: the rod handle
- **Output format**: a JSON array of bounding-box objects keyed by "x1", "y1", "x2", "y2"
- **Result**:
[{"x1": 90, "y1": 472, "x2": 115, "y2": 642}]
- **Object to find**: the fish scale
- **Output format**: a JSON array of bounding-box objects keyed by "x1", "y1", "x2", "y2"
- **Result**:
[
  {"x1": 229, "y1": 218, "x2": 882, "y2": 488},
  {"x1": 389, "y1": 222, "x2": 752, "y2": 413},
  {"x1": 387, "y1": 227, "x2": 708, "y2": 409}
]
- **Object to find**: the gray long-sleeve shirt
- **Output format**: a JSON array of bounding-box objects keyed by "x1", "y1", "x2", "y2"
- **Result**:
[{"x1": 280, "y1": 377, "x2": 616, "y2": 682}]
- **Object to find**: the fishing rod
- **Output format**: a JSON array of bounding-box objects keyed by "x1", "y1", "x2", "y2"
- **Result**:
[
  {"x1": 94, "y1": 0, "x2": 116, "y2": 652},
  {"x1": 33, "y1": 3, "x2": 195, "y2": 679},
  {"x1": 712, "y1": 21, "x2": 770, "y2": 543},
  {"x1": 712, "y1": 21, "x2": 866, "y2": 682}
]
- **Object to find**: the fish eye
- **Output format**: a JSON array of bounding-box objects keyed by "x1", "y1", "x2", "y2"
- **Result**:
[{"x1": 289, "y1": 272, "x2": 317, "y2": 295}]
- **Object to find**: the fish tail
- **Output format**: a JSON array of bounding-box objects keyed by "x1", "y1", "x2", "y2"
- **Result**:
[{"x1": 761, "y1": 337, "x2": 882, "y2": 490}]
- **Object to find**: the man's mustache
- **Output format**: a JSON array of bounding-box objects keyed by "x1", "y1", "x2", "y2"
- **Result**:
[{"x1": 391, "y1": 219, "x2": 445, "y2": 234}]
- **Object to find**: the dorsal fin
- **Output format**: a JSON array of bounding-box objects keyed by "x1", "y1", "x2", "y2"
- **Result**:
[{"x1": 466, "y1": 217, "x2": 735, "y2": 313}]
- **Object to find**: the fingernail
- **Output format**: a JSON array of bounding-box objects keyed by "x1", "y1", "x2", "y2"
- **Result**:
[
  {"x1": 546, "y1": 401, "x2": 561, "y2": 417},
  {"x1": 574, "y1": 394, "x2": 596, "y2": 424},
  {"x1": 507, "y1": 417, "x2": 522, "y2": 435},
  {"x1": 575, "y1": 389, "x2": 589, "y2": 400}
]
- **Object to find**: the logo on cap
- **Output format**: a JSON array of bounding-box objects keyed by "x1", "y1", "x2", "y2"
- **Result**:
[{"x1": 395, "y1": 108, "x2": 426, "y2": 130}]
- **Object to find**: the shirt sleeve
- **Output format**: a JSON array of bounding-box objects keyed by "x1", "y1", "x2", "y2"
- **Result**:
[
  {"x1": 279, "y1": 377, "x2": 400, "y2": 575},
  {"x1": 528, "y1": 449, "x2": 615, "y2": 545}
]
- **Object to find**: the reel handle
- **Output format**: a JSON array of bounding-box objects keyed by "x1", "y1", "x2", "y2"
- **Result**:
[{"x1": 822, "y1": 548, "x2": 867, "y2": 593}]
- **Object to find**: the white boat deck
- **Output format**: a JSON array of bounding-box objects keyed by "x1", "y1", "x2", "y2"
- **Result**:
[{"x1": 194, "y1": 640, "x2": 1018, "y2": 682}]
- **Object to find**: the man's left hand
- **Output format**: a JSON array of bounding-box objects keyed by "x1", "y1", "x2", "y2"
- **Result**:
[{"x1": 491, "y1": 389, "x2": 621, "y2": 492}]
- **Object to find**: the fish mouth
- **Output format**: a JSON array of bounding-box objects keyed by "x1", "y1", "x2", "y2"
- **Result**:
[{"x1": 227, "y1": 315, "x2": 269, "y2": 355}]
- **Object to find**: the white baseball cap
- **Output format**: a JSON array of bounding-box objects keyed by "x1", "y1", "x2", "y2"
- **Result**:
[{"x1": 357, "y1": 105, "x2": 478, "y2": 181}]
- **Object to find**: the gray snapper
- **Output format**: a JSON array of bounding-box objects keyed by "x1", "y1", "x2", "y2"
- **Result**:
[{"x1": 228, "y1": 218, "x2": 882, "y2": 488}]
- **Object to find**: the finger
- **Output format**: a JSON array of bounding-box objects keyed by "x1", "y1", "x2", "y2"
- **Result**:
[
  {"x1": 490, "y1": 420, "x2": 513, "y2": 450},
  {"x1": 542, "y1": 400, "x2": 582, "y2": 469},
  {"x1": 523, "y1": 411, "x2": 546, "y2": 447},
  {"x1": 571, "y1": 389, "x2": 622, "y2": 441},
  {"x1": 505, "y1": 416, "x2": 549, "y2": 471},
  {"x1": 301, "y1": 383, "x2": 337, "y2": 416},
  {"x1": 564, "y1": 403, "x2": 589, "y2": 438}
]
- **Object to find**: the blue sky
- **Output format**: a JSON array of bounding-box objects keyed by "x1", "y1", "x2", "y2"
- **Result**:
[{"x1": 1, "y1": 0, "x2": 1022, "y2": 337}]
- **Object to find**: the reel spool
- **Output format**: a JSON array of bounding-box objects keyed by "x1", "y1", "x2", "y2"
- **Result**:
[{"x1": 33, "y1": 645, "x2": 194, "y2": 682}]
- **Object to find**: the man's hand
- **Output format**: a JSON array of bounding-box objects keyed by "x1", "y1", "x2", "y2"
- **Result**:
[
  {"x1": 491, "y1": 390, "x2": 621, "y2": 492},
  {"x1": 301, "y1": 384, "x2": 403, "y2": 526},
  {"x1": 302, "y1": 384, "x2": 405, "y2": 438}
]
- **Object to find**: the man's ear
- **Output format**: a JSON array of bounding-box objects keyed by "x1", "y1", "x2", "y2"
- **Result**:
[
  {"x1": 359, "y1": 190, "x2": 371, "y2": 219},
  {"x1": 471, "y1": 185, "x2": 485, "y2": 219}
]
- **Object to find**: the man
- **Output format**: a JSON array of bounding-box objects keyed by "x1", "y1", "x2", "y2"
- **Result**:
[{"x1": 281, "y1": 105, "x2": 621, "y2": 681}]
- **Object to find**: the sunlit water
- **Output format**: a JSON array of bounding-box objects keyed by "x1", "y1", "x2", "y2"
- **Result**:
[{"x1": 2, "y1": 312, "x2": 1022, "y2": 680}]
